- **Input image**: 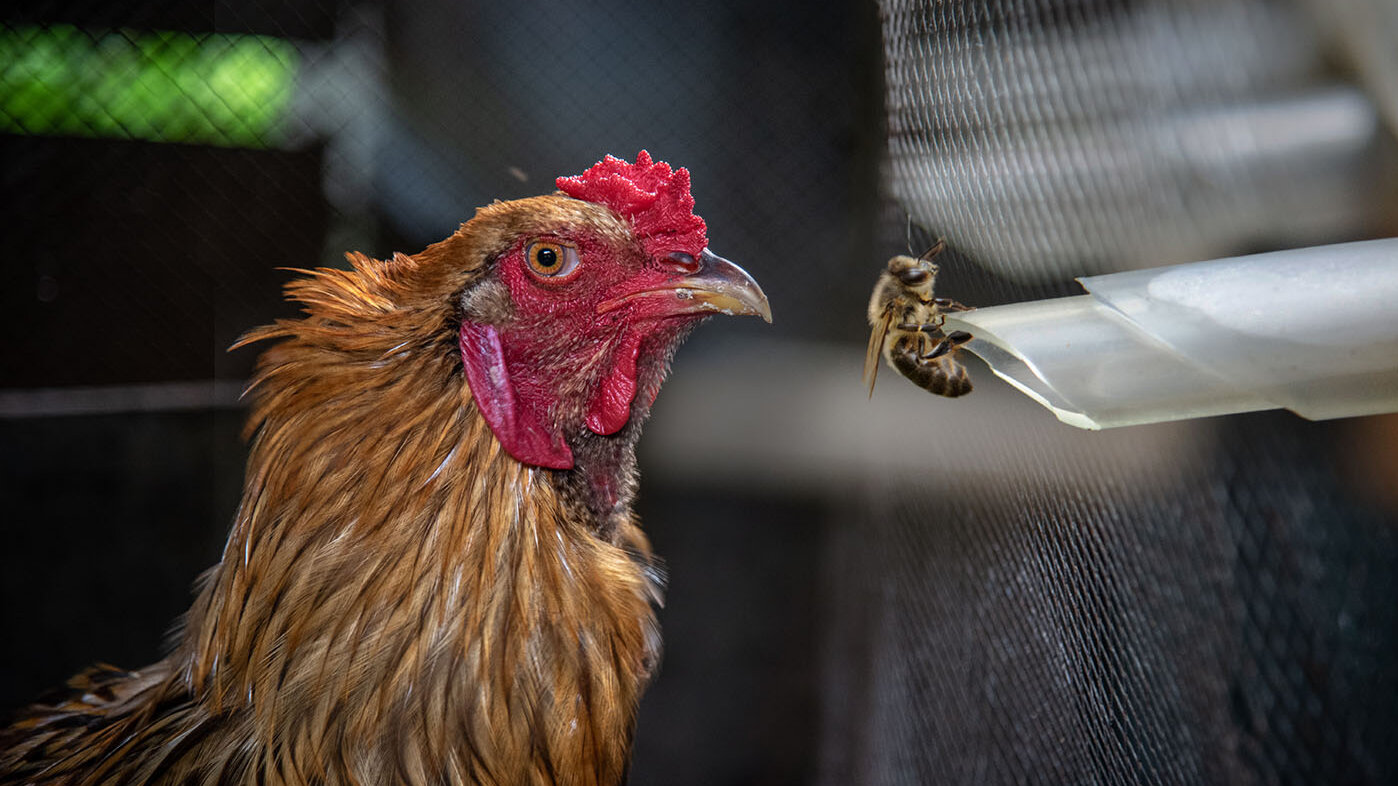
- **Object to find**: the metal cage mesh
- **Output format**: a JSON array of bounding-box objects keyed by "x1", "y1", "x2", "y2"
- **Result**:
[
  {"x1": 823, "y1": 413, "x2": 1398, "y2": 784},
  {"x1": 818, "y1": 1, "x2": 1398, "y2": 783}
]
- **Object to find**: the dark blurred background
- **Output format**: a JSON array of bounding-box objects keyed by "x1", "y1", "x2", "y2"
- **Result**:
[{"x1": 4, "y1": 1, "x2": 1398, "y2": 784}]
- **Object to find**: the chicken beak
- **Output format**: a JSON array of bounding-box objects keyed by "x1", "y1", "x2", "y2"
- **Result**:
[
  {"x1": 600, "y1": 248, "x2": 773, "y2": 323},
  {"x1": 670, "y1": 249, "x2": 773, "y2": 323}
]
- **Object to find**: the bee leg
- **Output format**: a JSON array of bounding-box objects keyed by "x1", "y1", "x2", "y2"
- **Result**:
[
  {"x1": 922, "y1": 338, "x2": 954, "y2": 361},
  {"x1": 921, "y1": 330, "x2": 972, "y2": 361},
  {"x1": 932, "y1": 298, "x2": 973, "y2": 312},
  {"x1": 897, "y1": 322, "x2": 947, "y2": 336}
]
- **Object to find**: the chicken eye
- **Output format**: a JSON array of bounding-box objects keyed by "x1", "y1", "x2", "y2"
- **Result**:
[{"x1": 526, "y1": 241, "x2": 580, "y2": 279}]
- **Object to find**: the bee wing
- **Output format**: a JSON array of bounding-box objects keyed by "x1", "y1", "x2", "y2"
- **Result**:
[{"x1": 863, "y1": 308, "x2": 896, "y2": 397}]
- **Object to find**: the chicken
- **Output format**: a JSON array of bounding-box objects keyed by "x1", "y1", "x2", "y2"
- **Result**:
[{"x1": 0, "y1": 151, "x2": 771, "y2": 785}]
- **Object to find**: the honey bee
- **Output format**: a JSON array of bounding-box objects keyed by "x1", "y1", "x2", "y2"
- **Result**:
[{"x1": 864, "y1": 239, "x2": 975, "y2": 397}]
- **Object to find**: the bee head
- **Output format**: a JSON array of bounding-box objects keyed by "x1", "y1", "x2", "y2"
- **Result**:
[{"x1": 887, "y1": 254, "x2": 938, "y2": 295}]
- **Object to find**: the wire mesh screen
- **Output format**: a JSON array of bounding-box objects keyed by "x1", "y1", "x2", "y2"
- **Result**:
[
  {"x1": 822, "y1": 413, "x2": 1398, "y2": 784},
  {"x1": 0, "y1": 14, "x2": 326, "y2": 387},
  {"x1": 882, "y1": 0, "x2": 1392, "y2": 282},
  {"x1": 817, "y1": 0, "x2": 1398, "y2": 784}
]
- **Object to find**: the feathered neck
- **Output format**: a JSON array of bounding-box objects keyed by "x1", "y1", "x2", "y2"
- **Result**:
[{"x1": 170, "y1": 254, "x2": 659, "y2": 783}]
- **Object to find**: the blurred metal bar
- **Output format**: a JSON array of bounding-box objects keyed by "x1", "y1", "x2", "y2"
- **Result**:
[
  {"x1": 0, "y1": 381, "x2": 245, "y2": 418},
  {"x1": 640, "y1": 339, "x2": 1209, "y2": 494}
]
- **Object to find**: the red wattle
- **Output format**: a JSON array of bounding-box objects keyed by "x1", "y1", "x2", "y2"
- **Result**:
[{"x1": 585, "y1": 331, "x2": 642, "y2": 436}]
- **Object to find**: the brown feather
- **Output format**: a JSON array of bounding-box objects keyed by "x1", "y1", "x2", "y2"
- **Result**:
[{"x1": 2, "y1": 199, "x2": 664, "y2": 785}]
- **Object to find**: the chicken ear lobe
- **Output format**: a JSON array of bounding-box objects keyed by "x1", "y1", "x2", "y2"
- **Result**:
[{"x1": 458, "y1": 320, "x2": 575, "y2": 469}]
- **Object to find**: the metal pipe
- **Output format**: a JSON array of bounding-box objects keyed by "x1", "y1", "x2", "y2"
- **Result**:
[{"x1": 943, "y1": 239, "x2": 1398, "y2": 428}]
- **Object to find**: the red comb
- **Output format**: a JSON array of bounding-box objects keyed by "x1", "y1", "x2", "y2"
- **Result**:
[{"x1": 556, "y1": 151, "x2": 708, "y2": 258}]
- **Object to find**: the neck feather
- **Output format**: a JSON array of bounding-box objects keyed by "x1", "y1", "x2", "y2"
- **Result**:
[{"x1": 171, "y1": 265, "x2": 659, "y2": 781}]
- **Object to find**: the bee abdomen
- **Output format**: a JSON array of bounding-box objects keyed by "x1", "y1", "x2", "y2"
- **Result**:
[
  {"x1": 931, "y1": 363, "x2": 973, "y2": 397},
  {"x1": 889, "y1": 339, "x2": 973, "y2": 398}
]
